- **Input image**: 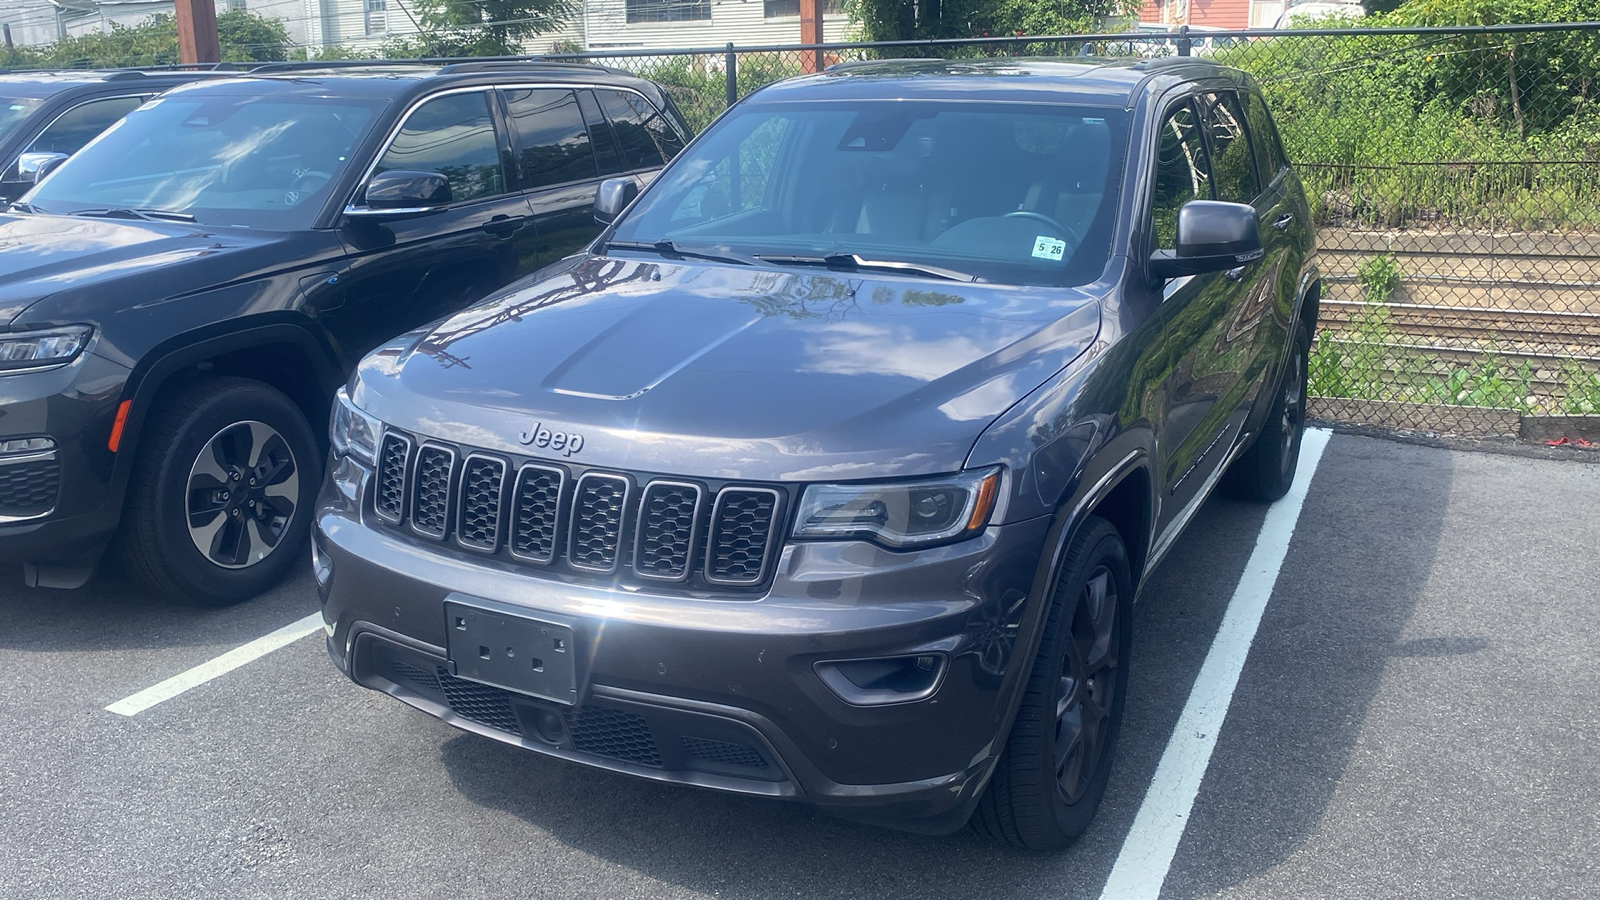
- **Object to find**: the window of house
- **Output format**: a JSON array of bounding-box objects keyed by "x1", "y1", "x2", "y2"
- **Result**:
[
  {"x1": 625, "y1": 0, "x2": 711, "y2": 23},
  {"x1": 365, "y1": 0, "x2": 388, "y2": 35}
]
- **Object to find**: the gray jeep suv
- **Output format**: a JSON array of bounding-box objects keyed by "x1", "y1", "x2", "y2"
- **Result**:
[{"x1": 315, "y1": 57, "x2": 1319, "y2": 848}]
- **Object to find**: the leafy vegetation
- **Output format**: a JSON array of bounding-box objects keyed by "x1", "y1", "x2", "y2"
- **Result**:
[
  {"x1": 843, "y1": 0, "x2": 1140, "y2": 42},
  {"x1": 0, "y1": 11, "x2": 293, "y2": 68}
]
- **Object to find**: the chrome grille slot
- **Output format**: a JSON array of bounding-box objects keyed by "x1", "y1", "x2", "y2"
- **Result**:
[
  {"x1": 634, "y1": 481, "x2": 702, "y2": 581},
  {"x1": 509, "y1": 464, "x2": 564, "y2": 564},
  {"x1": 568, "y1": 473, "x2": 629, "y2": 573},
  {"x1": 456, "y1": 454, "x2": 506, "y2": 552},
  {"x1": 409, "y1": 444, "x2": 456, "y2": 539},
  {"x1": 706, "y1": 488, "x2": 780, "y2": 585},
  {"x1": 374, "y1": 433, "x2": 411, "y2": 524}
]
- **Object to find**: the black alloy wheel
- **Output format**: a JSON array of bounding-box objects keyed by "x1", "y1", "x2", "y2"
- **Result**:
[
  {"x1": 1055, "y1": 563, "x2": 1121, "y2": 805},
  {"x1": 185, "y1": 420, "x2": 300, "y2": 569}
]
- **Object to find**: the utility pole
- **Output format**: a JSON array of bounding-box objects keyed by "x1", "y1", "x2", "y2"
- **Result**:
[
  {"x1": 799, "y1": 0, "x2": 824, "y2": 74},
  {"x1": 174, "y1": 0, "x2": 222, "y2": 64},
  {"x1": 3, "y1": 24, "x2": 13, "y2": 52}
]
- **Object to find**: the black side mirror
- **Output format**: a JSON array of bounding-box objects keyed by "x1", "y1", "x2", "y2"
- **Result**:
[
  {"x1": 347, "y1": 170, "x2": 451, "y2": 219},
  {"x1": 1151, "y1": 200, "x2": 1262, "y2": 279},
  {"x1": 593, "y1": 177, "x2": 639, "y2": 225}
]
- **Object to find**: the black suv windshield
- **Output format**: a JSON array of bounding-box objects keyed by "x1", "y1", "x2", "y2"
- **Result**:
[
  {"x1": 26, "y1": 92, "x2": 383, "y2": 230},
  {"x1": 0, "y1": 97, "x2": 44, "y2": 142},
  {"x1": 611, "y1": 100, "x2": 1129, "y2": 287}
]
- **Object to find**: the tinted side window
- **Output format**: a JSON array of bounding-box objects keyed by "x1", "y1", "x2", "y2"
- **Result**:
[
  {"x1": 596, "y1": 90, "x2": 683, "y2": 170},
  {"x1": 1243, "y1": 90, "x2": 1288, "y2": 180},
  {"x1": 504, "y1": 88, "x2": 597, "y2": 189},
  {"x1": 1151, "y1": 101, "x2": 1212, "y2": 250},
  {"x1": 30, "y1": 95, "x2": 145, "y2": 156},
  {"x1": 376, "y1": 92, "x2": 504, "y2": 203},
  {"x1": 1201, "y1": 92, "x2": 1260, "y2": 203},
  {"x1": 576, "y1": 90, "x2": 624, "y2": 176}
]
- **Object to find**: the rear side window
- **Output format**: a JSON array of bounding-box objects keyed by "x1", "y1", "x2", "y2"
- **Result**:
[
  {"x1": 1242, "y1": 90, "x2": 1288, "y2": 181},
  {"x1": 29, "y1": 95, "x2": 145, "y2": 157},
  {"x1": 376, "y1": 91, "x2": 504, "y2": 204},
  {"x1": 595, "y1": 89, "x2": 683, "y2": 170},
  {"x1": 1150, "y1": 100, "x2": 1212, "y2": 250},
  {"x1": 503, "y1": 88, "x2": 598, "y2": 189},
  {"x1": 576, "y1": 90, "x2": 625, "y2": 176},
  {"x1": 1200, "y1": 92, "x2": 1260, "y2": 204}
]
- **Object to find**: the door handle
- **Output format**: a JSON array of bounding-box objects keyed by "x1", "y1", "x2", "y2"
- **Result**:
[
  {"x1": 1224, "y1": 266, "x2": 1248, "y2": 282},
  {"x1": 483, "y1": 214, "x2": 528, "y2": 236},
  {"x1": 1272, "y1": 213, "x2": 1294, "y2": 231}
]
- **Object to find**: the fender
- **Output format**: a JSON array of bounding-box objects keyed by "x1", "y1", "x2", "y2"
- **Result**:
[{"x1": 102, "y1": 315, "x2": 346, "y2": 513}]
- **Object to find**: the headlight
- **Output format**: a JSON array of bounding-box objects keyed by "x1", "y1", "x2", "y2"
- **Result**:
[
  {"x1": 330, "y1": 386, "x2": 380, "y2": 466},
  {"x1": 0, "y1": 325, "x2": 93, "y2": 372},
  {"x1": 794, "y1": 467, "x2": 1002, "y2": 549}
]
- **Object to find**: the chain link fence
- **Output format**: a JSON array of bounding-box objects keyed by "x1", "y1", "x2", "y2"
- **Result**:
[{"x1": 549, "y1": 23, "x2": 1600, "y2": 436}]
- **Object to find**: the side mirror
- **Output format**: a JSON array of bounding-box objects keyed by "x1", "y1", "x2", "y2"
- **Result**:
[
  {"x1": 18, "y1": 151, "x2": 70, "y2": 185},
  {"x1": 1151, "y1": 200, "x2": 1262, "y2": 279},
  {"x1": 593, "y1": 177, "x2": 639, "y2": 225},
  {"x1": 346, "y1": 170, "x2": 451, "y2": 219}
]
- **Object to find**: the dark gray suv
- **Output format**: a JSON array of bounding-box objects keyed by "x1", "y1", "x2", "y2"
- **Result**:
[{"x1": 315, "y1": 57, "x2": 1319, "y2": 848}]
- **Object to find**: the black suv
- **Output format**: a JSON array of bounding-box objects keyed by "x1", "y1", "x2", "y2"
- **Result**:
[
  {"x1": 0, "y1": 61, "x2": 688, "y2": 601},
  {"x1": 0, "y1": 67, "x2": 229, "y2": 202},
  {"x1": 316, "y1": 58, "x2": 1319, "y2": 847}
]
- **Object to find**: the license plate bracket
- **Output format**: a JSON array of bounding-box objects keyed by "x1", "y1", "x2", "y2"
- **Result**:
[{"x1": 443, "y1": 595, "x2": 579, "y2": 706}]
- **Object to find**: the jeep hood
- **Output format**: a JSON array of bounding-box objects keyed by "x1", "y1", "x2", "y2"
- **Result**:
[
  {"x1": 356, "y1": 256, "x2": 1102, "y2": 481},
  {"x1": 0, "y1": 213, "x2": 280, "y2": 326}
]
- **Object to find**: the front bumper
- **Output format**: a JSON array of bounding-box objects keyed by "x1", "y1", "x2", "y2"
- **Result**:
[
  {"x1": 315, "y1": 457, "x2": 1053, "y2": 833},
  {"x1": 0, "y1": 350, "x2": 130, "y2": 563}
]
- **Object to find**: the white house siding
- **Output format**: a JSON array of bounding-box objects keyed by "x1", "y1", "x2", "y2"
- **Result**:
[{"x1": 574, "y1": 0, "x2": 850, "y2": 52}]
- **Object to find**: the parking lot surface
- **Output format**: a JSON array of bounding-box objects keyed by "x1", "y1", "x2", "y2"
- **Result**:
[{"x1": 1, "y1": 432, "x2": 1595, "y2": 899}]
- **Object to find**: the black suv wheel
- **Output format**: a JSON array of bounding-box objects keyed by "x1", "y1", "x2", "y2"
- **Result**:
[
  {"x1": 115, "y1": 377, "x2": 320, "y2": 606},
  {"x1": 976, "y1": 515, "x2": 1133, "y2": 850}
]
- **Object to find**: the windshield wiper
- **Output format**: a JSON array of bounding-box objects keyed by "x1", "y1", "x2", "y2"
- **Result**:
[
  {"x1": 757, "y1": 252, "x2": 978, "y2": 283},
  {"x1": 69, "y1": 207, "x2": 197, "y2": 223},
  {"x1": 607, "y1": 239, "x2": 767, "y2": 268}
]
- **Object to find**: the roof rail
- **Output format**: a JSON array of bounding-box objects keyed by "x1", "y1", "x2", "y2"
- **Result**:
[
  {"x1": 433, "y1": 57, "x2": 618, "y2": 75},
  {"x1": 243, "y1": 59, "x2": 440, "y2": 75}
]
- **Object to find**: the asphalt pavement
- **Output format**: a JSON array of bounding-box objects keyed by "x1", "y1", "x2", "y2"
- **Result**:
[{"x1": 0, "y1": 432, "x2": 1594, "y2": 899}]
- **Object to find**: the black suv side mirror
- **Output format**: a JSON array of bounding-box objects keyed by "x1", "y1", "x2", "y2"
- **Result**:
[
  {"x1": 1150, "y1": 200, "x2": 1263, "y2": 279},
  {"x1": 593, "y1": 177, "x2": 639, "y2": 224},
  {"x1": 347, "y1": 170, "x2": 452, "y2": 219}
]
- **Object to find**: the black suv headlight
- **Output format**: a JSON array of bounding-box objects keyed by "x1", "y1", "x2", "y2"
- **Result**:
[
  {"x1": 330, "y1": 386, "x2": 380, "y2": 466},
  {"x1": 793, "y1": 467, "x2": 1002, "y2": 549},
  {"x1": 0, "y1": 325, "x2": 93, "y2": 373}
]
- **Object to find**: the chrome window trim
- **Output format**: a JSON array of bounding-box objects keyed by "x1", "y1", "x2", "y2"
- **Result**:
[
  {"x1": 508, "y1": 462, "x2": 568, "y2": 565},
  {"x1": 567, "y1": 471, "x2": 631, "y2": 574},
  {"x1": 633, "y1": 479, "x2": 704, "y2": 583},
  {"x1": 372, "y1": 430, "x2": 413, "y2": 526},
  {"x1": 408, "y1": 441, "x2": 458, "y2": 540},
  {"x1": 454, "y1": 451, "x2": 508, "y2": 553},
  {"x1": 704, "y1": 486, "x2": 783, "y2": 586}
]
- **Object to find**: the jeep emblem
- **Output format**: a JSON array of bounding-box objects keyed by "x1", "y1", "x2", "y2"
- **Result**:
[{"x1": 518, "y1": 422, "x2": 585, "y2": 457}]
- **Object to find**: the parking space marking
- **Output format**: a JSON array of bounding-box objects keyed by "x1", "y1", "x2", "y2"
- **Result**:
[
  {"x1": 1099, "y1": 427, "x2": 1331, "y2": 900},
  {"x1": 105, "y1": 612, "x2": 325, "y2": 717}
]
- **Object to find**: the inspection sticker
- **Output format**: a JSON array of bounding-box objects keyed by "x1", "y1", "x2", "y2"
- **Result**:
[{"x1": 1032, "y1": 235, "x2": 1067, "y2": 261}]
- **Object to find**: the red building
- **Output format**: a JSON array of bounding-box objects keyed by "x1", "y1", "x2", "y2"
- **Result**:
[{"x1": 1139, "y1": 0, "x2": 1287, "y2": 29}]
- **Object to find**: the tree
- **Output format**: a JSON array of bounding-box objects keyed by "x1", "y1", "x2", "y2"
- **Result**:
[
  {"x1": 385, "y1": 0, "x2": 580, "y2": 57},
  {"x1": 1, "y1": 11, "x2": 291, "y2": 69},
  {"x1": 845, "y1": 0, "x2": 1142, "y2": 42}
]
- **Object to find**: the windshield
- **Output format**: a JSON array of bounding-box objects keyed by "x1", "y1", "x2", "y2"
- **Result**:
[
  {"x1": 25, "y1": 93, "x2": 383, "y2": 230},
  {"x1": 0, "y1": 98, "x2": 44, "y2": 143},
  {"x1": 610, "y1": 100, "x2": 1129, "y2": 287}
]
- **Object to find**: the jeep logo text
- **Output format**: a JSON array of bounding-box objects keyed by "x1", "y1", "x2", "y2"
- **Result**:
[{"x1": 518, "y1": 423, "x2": 585, "y2": 456}]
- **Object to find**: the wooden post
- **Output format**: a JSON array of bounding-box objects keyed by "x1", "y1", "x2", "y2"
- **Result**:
[
  {"x1": 799, "y1": 0, "x2": 824, "y2": 74},
  {"x1": 174, "y1": 0, "x2": 222, "y2": 65}
]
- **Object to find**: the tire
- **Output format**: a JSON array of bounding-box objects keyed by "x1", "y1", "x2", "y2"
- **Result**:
[
  {"x1": 114, "y1": 377, "x2": 321, "y2": 606},
  {"x1": 975, "y1": 515, "x2": 1133, "y2": 850},
  {"x1": 1221, "y1": 329, "x2": 1310, "y2": 503}
]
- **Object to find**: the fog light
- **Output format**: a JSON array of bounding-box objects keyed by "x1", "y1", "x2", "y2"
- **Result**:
[{"x1": 814, "y1": 653, "x2": 947, "y2": 706}]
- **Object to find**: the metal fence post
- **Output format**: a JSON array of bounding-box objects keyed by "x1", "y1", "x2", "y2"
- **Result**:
[
  {"x1": 1177, "y1": 25, "x2": 1192, "y2": 57},
  {"x1": 725, "y1": 43, "x2": 738, "y2": 109}
]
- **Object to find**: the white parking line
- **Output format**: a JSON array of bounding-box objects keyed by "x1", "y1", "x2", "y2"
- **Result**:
[
  {"x1": 105, "y1": 612, "x2": 325, "y2": 717},
  {"x1": 1099, "y1": 427, "x2": 1332, "y2": 900}
]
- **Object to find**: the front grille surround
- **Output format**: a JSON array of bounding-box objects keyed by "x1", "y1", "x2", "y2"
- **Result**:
[
  {"x1": 568, "y1": 472, "x2": 631, "y2": 574},
  {"x1": 369, "y1": 428, "x2": 787, "y2": 593},
  {"x1": 455, "y1": 453, "x2": 507, "y2": 552},
  {"x1": 0, "y1": 451, "x2": 60, "y2": 521},
  {"x1": 408, "y1": 442, "x2": 458, "y2": 540},
  {"x1": 634, "y1": 480, "x2": 704, "y2": 582},
  {"x1": 373, "y1": 432, "x2": 413, "y2": 525}
]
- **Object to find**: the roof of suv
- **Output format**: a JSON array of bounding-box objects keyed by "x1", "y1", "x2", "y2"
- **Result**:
[
  {"x1": 755, "y1": 56, "x2": 1241, "y2": 107},
  {"x1": 0, "y1": 67, "x2": 230, "y2": 99},
  {"x1": 181, "y1": 60, "x2": 650, "y2": 101}
]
